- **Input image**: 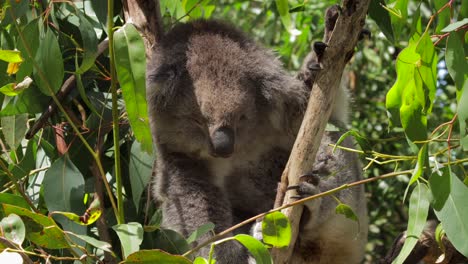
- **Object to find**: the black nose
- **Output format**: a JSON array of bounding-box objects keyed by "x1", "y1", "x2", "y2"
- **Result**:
[{"x1": 211, "y1": 127, "x2": 235, "y2": 158}]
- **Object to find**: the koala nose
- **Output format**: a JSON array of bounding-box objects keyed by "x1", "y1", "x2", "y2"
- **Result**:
[{"x1": 211, "y1": 127, "x2": 235, "y2": 158}]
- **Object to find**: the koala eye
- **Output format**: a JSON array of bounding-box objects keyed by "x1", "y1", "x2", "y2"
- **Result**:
[
  {"x1": 239, "y1": 114, "x2": 248, "y2": 121},
  {"x1": 152, "y1": 65, "x2": 177, "y2": 82}
]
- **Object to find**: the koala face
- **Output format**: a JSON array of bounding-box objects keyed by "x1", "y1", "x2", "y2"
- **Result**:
[{"x1": 147, "y1": 26, "x2": 265, "y2": 159}]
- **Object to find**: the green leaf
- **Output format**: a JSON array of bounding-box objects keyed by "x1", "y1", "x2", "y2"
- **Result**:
[
  {"x1": 122, "y1": 249, "x2": 191, "y2": 264},
  {"x1": 262, "y1": 211, "x2": 291, "y2": 248},
  {"x1": 113, "y1": 23, "x2": 152, "y2": 153},
  {"x1": 434, "y1": 0, "x2": 451, "y2": 33},
  {"x1": 0, "y1": 113, "x2": 27, "y2": 149},
  {"x1": 153, "y1": 228, "x2": 189, "y2": 255},
  {"x1": 34, "y1": 28, "x2": 64, "y2": 96},
  {"x1": 69, "y1": 233, "x2": 113, "y2": 253},
  {"x1": 0, "y1": 83, "x2": 17, "y2": 96},
  {"x1": 234, "y1": 234, "x2": 272, "y2": 264},
  {"x1": 441, "y1": 18, "x2": 468, "y2": 33},
  {"x1": 289, "y1": 4, "x2": 305, "y2": 13},
  {"x1": 0, "y1": 193, "x2": 30, "y2": 210},
  {"x1": 0, "y1": 82, "x2": 49, "y2": 117},
  {"x1": 129, "y1": 140, "x2": 154, "y2": 211},
  {"x1": 193, "y1": 257, "x2": 209, "y2": 264},
  {"x1": 335, "y1": 203, "x2": 358, "y2": 222},
  {"x1": 393, "y1": 184, "x2": 430, "y2": 264},
  {"x1": 75, "y1": 12, "x2": 98, "y2": 74},
  {"x1": 0, "y1": 214, "x2": 25, "y2": 245},
  {"x1": 386, "y1": 46, "x2": 420, "y2": 127},
  {"x1": 387, "y1": 0, "x2": 408, "y2": 42},
  {"x1": 335, "y1": 129, "x2": 372, "y2": 152},
  {"x1": 415, "y1": 33, "x2": 437, "y2": 114},
  {"x1": 368, "y1": 0, "x2": 394, "y2": 43},
  {"x1": 186, "y1": 222, "x2": 215, "y2": 244},
  {"x1": 112, "y1": 222, "x2": 144, "y2": 258},
  {"x1": 0, "y1": 50, "x2": 22, "y2": 63},
  {"x1": 2, "y1": 204, "x2": 70, "y2": 249},
  {"x1": 42, "y1": 155, "x2": 86, "y2": 214},
  {"x1": 275, "y1": 0, "x2": 292, "y2": 32},
  {"x1": 408, "y1": 144, "x2": 428, "y2": 186},
  {"x1": 445, "y1": 32, "x2": 468, "y2": 91},
  {"x1": 429, "y1": 167, "x2": 451, "y2": 211},
  {"x1": 434, "y1": 173, "x2": 468, "y2": 258},
  {"x1": 459, "y1": 80, "x2": 468, "y2": 151},
  {"x1": 16, "y1": 19, "x2": 40, "y2": 82}
]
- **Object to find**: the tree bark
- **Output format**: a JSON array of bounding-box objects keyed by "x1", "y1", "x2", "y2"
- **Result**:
[
  {"x1": 122, "y1": 0, "x2": 163, "y2": 58},
  {"x1": 270, "y1": 0, "x2": 371, "y2": 262}
]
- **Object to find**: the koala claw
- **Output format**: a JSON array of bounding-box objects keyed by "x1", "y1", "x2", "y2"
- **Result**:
[
  {"x1": 299, "y1": 173, "x2": 320, "y2": 186},
  {"x1": 313, "y1": 41, "x2": 328, "y2": 58}
]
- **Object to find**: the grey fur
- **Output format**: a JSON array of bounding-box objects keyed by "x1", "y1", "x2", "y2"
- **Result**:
[{"x1": 147, "y1": 19, "x2": 367, "y2": 263}]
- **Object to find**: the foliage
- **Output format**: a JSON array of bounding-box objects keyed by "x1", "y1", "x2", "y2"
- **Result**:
[{"x1": 0, "y1": 0, "x2": 466, "y2": 263}]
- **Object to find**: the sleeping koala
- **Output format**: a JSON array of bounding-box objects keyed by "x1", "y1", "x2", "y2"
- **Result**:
[{"x1": 147, "y1": 16, "x2": 367, "y2": 264}]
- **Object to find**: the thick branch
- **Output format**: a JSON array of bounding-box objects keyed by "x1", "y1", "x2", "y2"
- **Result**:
[{"x1": 271, "y1": 0, "x2": 371, "y2": 262}]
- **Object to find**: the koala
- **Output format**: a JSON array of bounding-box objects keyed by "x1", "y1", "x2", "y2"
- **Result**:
[{"x1": 147, "y1": 17, "x2": 367, "y2": 264}]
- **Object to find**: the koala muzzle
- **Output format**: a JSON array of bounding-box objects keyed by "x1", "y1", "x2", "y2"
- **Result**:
[{"x1": 211, "y1": 127, "x2": 235, "y2": 158}]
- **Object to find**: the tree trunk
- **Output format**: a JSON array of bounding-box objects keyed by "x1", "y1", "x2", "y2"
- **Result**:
[{"x1": 270, "y1": 0, "x2": 371, "y2": 262}]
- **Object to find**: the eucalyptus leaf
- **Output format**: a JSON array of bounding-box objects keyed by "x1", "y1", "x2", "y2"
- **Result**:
[
  {"x1": 262, "y1": 211, "x2": 291, "y2": 248},
  {"x1": 34, "y1": 29, "x2": 64, "y2": 96},
  {"x1": 122, "y1": 249, "x2": 192, "y2": 264},
  {"x1": 435, "y1": 173, "x2": 468, "y2": 258},
  {"x1": 0, "y1": 214, "x2": 25, "y2": 245},
  {"x1": 113, "y1": 23, "x2": 153, "y2": 153},
  {"x1": 234, "y1": 234, "x2": 272, "y2": 264},
  {"x1": 393, "y1": 184, "x2": 430, "y2": 264},
  {"x1": 113, "y1": 222, "x2": 144, "y2": 258}
]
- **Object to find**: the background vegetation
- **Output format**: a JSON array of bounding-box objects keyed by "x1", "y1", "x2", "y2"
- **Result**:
[{"x1": 0, "y1": 0, "x2": 466, "y2": 263}]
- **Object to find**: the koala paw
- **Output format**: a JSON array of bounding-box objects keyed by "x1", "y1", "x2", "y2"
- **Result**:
[{"x1": 287, "y1": 173, "x2": 320, "y2": 200}]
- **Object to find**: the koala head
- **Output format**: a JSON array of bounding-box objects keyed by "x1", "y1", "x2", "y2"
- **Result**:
[{"x1": 147, "y1": 20, "x2": 307, "y2": 159}]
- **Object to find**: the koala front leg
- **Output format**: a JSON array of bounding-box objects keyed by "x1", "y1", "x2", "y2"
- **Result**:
[{"x1": 156, "y1": 154, "x2": 249, "y2": 263}]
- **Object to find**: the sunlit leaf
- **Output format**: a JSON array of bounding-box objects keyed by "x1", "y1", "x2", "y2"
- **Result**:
[
  {"x1": 0, "y1": 50, "x2": 22, "y2": 63},
  {"x1": 335, "y1": 203, "x2": 358, "y2": 222},
  {"x1": 275, "y1": 0, "x2": 292, "y2": 33},
  {"x1": 262, "y1": 211, "x2": 291, "y2": 248}
]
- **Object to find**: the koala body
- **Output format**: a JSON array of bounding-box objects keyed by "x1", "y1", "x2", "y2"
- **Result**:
[{"x1": 147, "y1": 20, "x2": 367, "y2": 264}]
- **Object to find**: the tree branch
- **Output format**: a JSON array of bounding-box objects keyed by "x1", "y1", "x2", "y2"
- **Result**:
[{"x1": 271, "y1": 0, "x2": 371, "y2": 262}]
